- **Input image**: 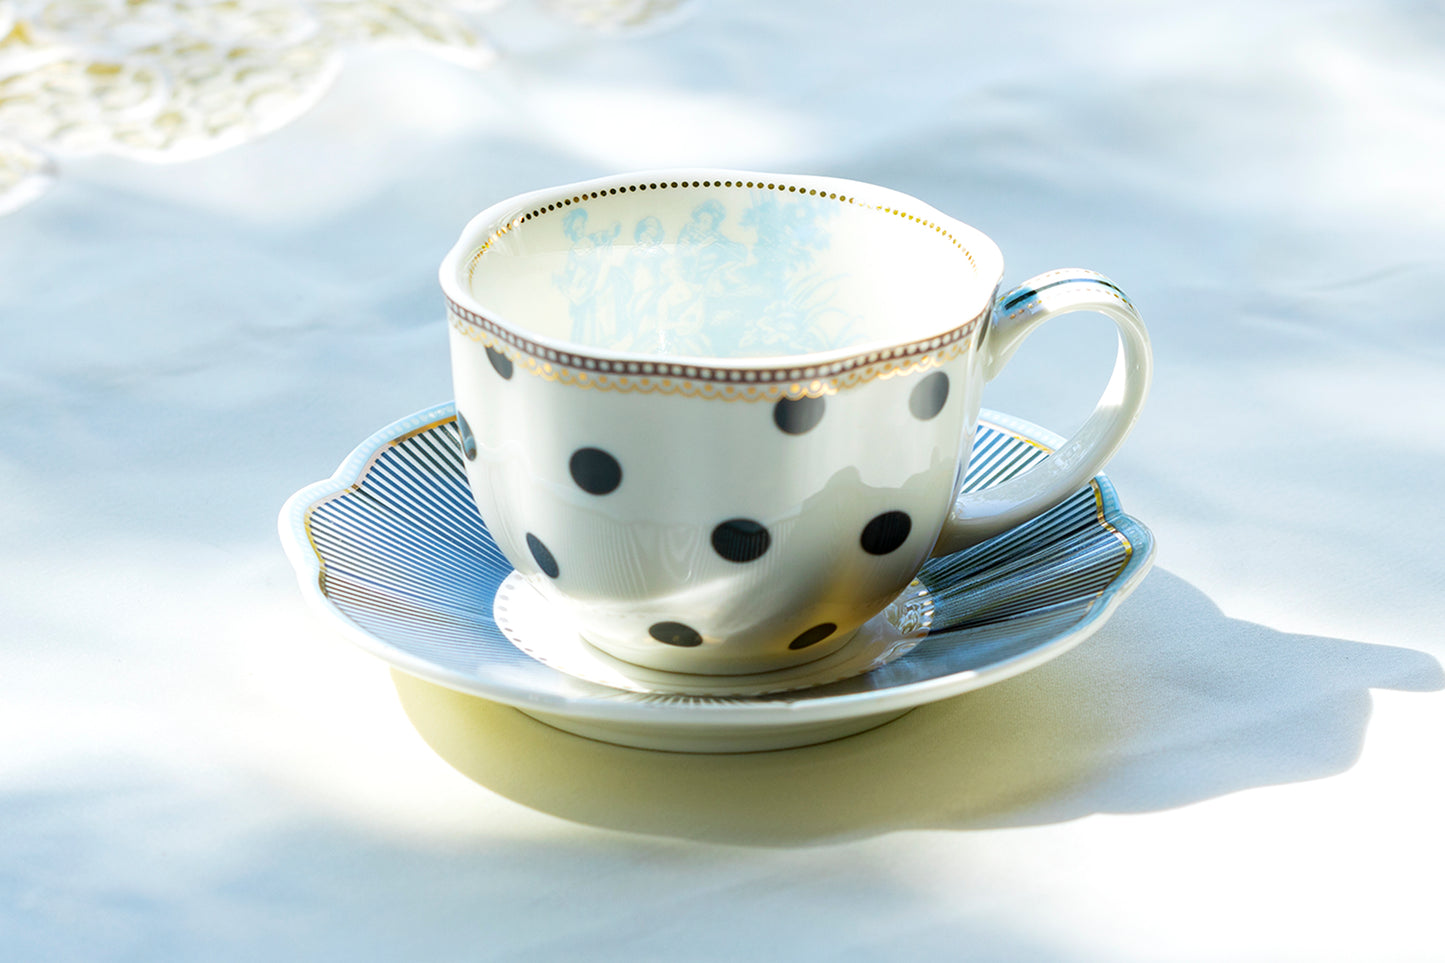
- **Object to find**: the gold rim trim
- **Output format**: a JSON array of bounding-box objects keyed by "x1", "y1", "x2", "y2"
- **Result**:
[{"x1": 448, "y1": 304, "x2": 982, "y2": 399}]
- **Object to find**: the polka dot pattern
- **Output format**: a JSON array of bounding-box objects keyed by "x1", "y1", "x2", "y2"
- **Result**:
[
  {"x1": 789, "y1": 623, "x2": 837, "y2": 650},
  {"x1": 649, "y1": 621, "x2": 702, "y2": 647},
  {"x1": 455, "y1": 411, "x2": 477, "y2": 461},
  {"x1": 569, "y1": 447, "x2": 622, "y2": 495},
  {"x1": 773, "y1": 395, "x2": 825, "y2": 435},
  {"x1": 526, "y1": 533, "x2": 559, "y2": 578},
  {"x1": 909, "y1": 371, "x2": 949, "y2": 420},
  {"x1": 711, "y1": 519, "x2": 771, "y2": 563},
  {"x1": 860, "y1": 511, "x2": 912, "y2": 555},
  {"x1": 486, "y1": 346, "x2": 514, "y2": 379}
]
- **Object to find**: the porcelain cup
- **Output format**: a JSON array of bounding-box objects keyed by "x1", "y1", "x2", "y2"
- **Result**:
[{"x1": 440, "y1": 170, "x2": 1151, "y2": 675}]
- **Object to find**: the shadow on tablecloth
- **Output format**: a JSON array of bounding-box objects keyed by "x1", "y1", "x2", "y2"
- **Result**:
[{"x1": 393, "y1": 568, "x2": 1441, "y2": 846}]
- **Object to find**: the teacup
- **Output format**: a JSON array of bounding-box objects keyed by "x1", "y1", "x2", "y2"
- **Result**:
[{"x1": 440, "y1": 170, "x2": 1150, "y2": 675}]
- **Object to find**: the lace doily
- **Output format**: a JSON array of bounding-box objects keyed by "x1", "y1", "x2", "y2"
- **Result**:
[{"x1": 0, "y1": 0, "x2": 680, "y2": 213}]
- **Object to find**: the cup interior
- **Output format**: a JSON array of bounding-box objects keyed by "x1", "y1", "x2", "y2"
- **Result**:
[{"x1": 448, "y1": 173, "x2": 1001, "y2": 362}]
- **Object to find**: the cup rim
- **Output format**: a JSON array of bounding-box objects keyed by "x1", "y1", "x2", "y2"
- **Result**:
[{"x1": 439, "y1": 168, "x2": 1006, "y2": 373}]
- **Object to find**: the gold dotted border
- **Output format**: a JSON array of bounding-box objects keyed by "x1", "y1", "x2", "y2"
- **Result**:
[{"x1": 449, "y1": 305, "x2": 977, "y2": 400}]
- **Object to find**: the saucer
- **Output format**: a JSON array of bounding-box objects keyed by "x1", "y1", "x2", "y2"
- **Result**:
[{"x1": 279, "y1": 402, "x2": 1155, "y2": 752}]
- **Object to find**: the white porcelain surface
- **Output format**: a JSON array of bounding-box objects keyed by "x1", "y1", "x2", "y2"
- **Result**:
[{"x1": 441, "y1": 171, "x2": 1153, "y2": 674}]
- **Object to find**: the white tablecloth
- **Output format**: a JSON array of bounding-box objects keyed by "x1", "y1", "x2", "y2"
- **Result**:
[{"x1": 4, "y1": 1, "x2": 1443, "y2": 959}]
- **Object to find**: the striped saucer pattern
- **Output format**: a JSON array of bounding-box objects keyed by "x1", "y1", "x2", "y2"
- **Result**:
[{"x1": 283, "y1": 403, "x2": 1152, "y2": 708}]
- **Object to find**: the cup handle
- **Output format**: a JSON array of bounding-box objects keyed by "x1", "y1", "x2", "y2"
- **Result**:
[{"x1": 931, "y1": 268, "x2": 1153, "y2": 557}]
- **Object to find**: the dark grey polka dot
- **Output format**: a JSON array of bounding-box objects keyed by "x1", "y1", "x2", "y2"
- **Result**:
[
  {"x1": 570, "y1": 447, "x2": 622, "y2": 495},
  {"x1": 789, "y1": 622, "x2": 837, "y2": 650},
  {"x1": 455, "y1": 411, "x2": 477, "y2": 461},
  {"x1": 526, "y1": 533, "x2": 559, "y2": 578},
  {"x1": 711, "y1": 519, "x2": 771, "y2": 563},
  {"x1": 773, "y1": 395, "x2": 825, "y2": 435},
  {"x1": 860, "y1": 511, "x2": 912, "y2": 555},
  {"x1": 909, "y1": 371, "x2": 949, "y2": 420},
  {"x1": 486, "y1": 346, "x2": 514, "y2": 379},
  {"x1": 649, "y1": 621, "x2": 702, "y2": 647}
]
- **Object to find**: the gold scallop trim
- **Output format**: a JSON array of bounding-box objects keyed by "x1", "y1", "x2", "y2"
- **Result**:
[
  {"x1": 1090, "y1": 480, "x2": 1135, "y2": 562},
  {"x1": 303, "y1": 415, "x2": 457, "y2": 593},
  {"x1": 449, "y1": 306, "x2": 976, "y2": 400}
]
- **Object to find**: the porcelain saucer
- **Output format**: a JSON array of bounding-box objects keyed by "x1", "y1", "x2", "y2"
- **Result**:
[{"x1": 278, "y1": 402, "x2": 1155, "y2": 752}]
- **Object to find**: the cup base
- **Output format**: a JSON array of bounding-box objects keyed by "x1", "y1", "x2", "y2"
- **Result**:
[
  {"x1": 578, "y1": 627, "x2": 858, "y2": 678},
  {"x1": 492, "y1": 572, "x2": 934, "y2": 696}
]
